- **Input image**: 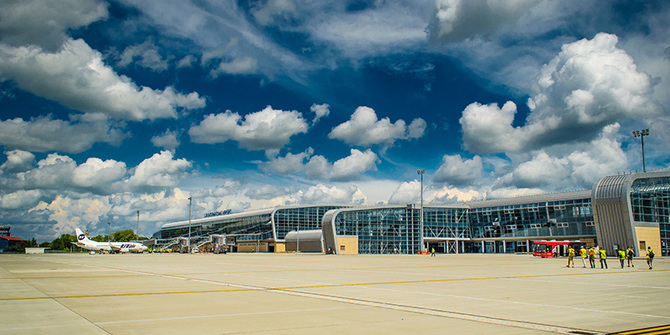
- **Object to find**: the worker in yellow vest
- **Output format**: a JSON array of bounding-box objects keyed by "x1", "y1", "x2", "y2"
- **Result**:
[
  {"x1": 588, "y1": 247, "x2": 596, "y2": 268},
  {"x1": 566, "y1": 246, "x2": 575, "y2": 268},
  {"x1": 579, "y1": 246, "x2": 587, "y2": 268},
  {"x1": 647, "y1": 247, "x2": 655, "y2": 270},
  {"x1": 617, "y1": 248, "x2": 626, "y2": 269},
  {"x1": 626, "y1": 246, "x2": 635, "y2": 267},
  {"x1": 599, "y1": 247, "x2": 608, "y2": 269}
]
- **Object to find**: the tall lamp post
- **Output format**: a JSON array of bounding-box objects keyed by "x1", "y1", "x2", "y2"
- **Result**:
[
  {"x1": 136, "y1": 210, "x2": 140, "y2": 239},
  {"x1": 417, "y1": 169, "x2": 425, "y2": 252},
  {"x1": 188, "y1": 196, "x2": 192, "y2": 253},
  {"x1": 632, "y1": 128, "x2": 650, "y2": 172}
]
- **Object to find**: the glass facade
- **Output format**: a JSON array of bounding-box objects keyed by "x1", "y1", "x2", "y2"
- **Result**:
[
  {"x1": 630, "y1": 177, "x2": 670, "y2": 256},
  {"x1": 333, "y1": 206, "x2": 421, "y2": 254},
  {"x1": 157, "y1": 172, "x2": 670, "y2": 255},
  {"x1": 423, "y1": 207, "x2": 470, "y2": 240},
  {"x1": 468, "y1": 199, "x2": 596, "y2": 241},
  {"x1": 160, "y1": 212, "x2": 273, "y2": 241},
  {"x1": 274, "y1": 206, "x2": 345, "y2": 240}
]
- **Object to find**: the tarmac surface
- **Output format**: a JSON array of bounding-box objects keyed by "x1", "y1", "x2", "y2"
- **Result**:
[{"x1": 0, "y1": 252, "x2": 668, "y2": 335}]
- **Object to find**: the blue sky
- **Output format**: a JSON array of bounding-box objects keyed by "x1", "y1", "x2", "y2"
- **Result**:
[{"x1": 1, "y1": 0, "x2": 669, "y2": 241}]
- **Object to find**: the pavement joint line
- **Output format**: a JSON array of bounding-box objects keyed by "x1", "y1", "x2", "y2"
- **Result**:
[
  {"x1": 1, "y1": 269, "x2": 661, "y2": 302},
  {"x1": 277, "y1": 289, "x2": 606, "y2": 335},
  {"x1": 93, "y1": 306, "x2": 363, "y2": 325}
]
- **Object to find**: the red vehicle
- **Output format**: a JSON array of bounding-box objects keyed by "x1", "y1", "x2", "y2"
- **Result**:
[{"x1": 532, "y1": 240, "x2": 584, "y2": 258}]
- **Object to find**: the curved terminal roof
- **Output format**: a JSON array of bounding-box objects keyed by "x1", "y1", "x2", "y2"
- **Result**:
[{"x1": 467, "y1": 190, "x2": 593, "y2": 209}]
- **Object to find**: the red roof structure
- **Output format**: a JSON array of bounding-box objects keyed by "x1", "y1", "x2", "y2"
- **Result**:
[{"x1": 0, "y1": 236, "x2": 27, "y2": 242}]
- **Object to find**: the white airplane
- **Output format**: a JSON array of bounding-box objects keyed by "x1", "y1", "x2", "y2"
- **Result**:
[{"x1": 73, "y1": 228, "x2": 148, "y2": 253}]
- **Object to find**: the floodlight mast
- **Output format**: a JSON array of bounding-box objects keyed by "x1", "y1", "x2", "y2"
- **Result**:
[
  {"x1": 188, "y1": 196, "x2": 192, "y2": 253},
  {"x1": 417, "y1": 169, "x2": 425, "y2": 252},
  {"x1": 136, "y1": 210, "x2": 140, "y2": 239},
  {"x1": 632, "y1": 129, "x2": 650, "y2": 173}
]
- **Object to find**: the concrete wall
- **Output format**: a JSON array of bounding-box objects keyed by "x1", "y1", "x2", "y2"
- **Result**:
[
  {"x1": 635, "y1": 226, "x2": 661, "y2": 256},
  {"x1": 237, "y1": 242, "x2": 269, "y2": 252},
  {"x1": 337, "y1": 236, "x2": 358, "y2": 255}
]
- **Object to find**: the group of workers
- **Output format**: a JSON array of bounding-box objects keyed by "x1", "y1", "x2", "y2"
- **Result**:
[{"x1": 566, "y1": 245, "x2": 655, "y2": 270}]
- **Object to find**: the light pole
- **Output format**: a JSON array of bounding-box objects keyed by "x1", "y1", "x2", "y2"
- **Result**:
[
  {"x1": 136, "y1": 210, "x2": 140, "y2": 239},
  {"x1": 188, "y1": 196, "x2": 192, "y2": 253},
  {"x1": 417, "y1": 169, "x2": 425, "y2": 252},
  {"x1": 108, "y1": 221, "x2": 111, "y2": 250},
  {"x1": 632, "y1": 129, "x2": 650, "y2": 172}
]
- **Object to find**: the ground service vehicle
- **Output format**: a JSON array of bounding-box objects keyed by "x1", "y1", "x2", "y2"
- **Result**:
[{"x1": 532, "y1": 240, "x2": 584, "y2": 257}]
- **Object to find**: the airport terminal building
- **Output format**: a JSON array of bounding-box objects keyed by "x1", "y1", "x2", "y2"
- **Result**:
[{"x1": 156, "y1": 171, "x2": 670, "y2": 256}]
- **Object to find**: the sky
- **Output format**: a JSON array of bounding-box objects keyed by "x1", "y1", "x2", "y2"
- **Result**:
[{"x1": 1, "y1": 0, "x2": 669, "y2": 241}]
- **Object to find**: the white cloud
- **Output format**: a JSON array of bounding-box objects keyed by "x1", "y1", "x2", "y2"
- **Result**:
[
  {"x1": 210, "y1": 57, "x2": 259, "y2": 77},
  {"x1": 260, "y1": 148, "x2": 313, "y2": 175},
  {"x1": 388, "y1": 180, "x2": 420, "y2": 204},
  {"x1": 0, "y1": 150, "x2": 35, "y2": 173},
  {"x1": 0, "y1": 190, "x2": 42, "y2": 210},
  {"x1": 177, "y1": 55, "x2": 196, "y2": 68},
  {"x1": 310, "y1": 103, "x2": 330, "y2": 124},
  {"x1": 262, "y1": 148, "x2": 379, "y2": 181},
  {"x1": 428, "y1": 0, "x2": 540, "y2": 44},
  {"x1": 72, "y1": 158, "x2": 127, "y2": 188},
  {"x1": 151, "y1": 130, "x2": 181, "y2": 151},
  {"x1": 496, "y1": 123, "x2": 627, "y2": 189},
  {"x1": 388, "y1": 180, "x2": 481, "y2": 205},
  {"x1": 300, "y1": 184, "x2": 364, "y2": 205},
  {"x1": 461, "y1": 33, "x2": 662, "y2": 154},
  {"x1": 189, "y1": 106, "x2": 308, "y2": 151},
  {"x1": 329, "y1": 106, "x2": 426, "y2": 147},
  {"x1": 0, "y1": 0, "x2": 108, "y2": 51},
  {"x1": 0, "y1": 116, "x2": 125, "y2": 153},
  {"x1": 0, "y1": 39, "x2": 205, "y2": 121},
  {"x1": 434, "y1": 154, "x2": 482, "y2": 186},
  {"x1": 329, "y1": 149, "x2": 380, "y2": 181},
  {"x1": 117, "y1": 39, "x2": 170, "y2": 72},
  {"x1": 305, "y1": 2, "x2": 430, "y2": 58},
  {"x1": 250, "y1": 0, "x2": 297, "y2": 26},
  {"x1": 127, "y1": 151, "x2": 192, "y2": 190}
]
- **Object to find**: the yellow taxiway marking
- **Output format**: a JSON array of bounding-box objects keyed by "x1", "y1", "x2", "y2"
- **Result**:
[
  {"x1": 1, "y1": 269, "x2": 667, "y2": 302},
  {"x1": 608, "y1": 324, "x2": 670, "y2": 335}
]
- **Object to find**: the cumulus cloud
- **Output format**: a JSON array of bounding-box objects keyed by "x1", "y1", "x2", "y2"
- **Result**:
[
  {"x1": 388, "y1": 180, "x2": 480, "y2": 205},
  {"x1": 0, "y1": 0, "x2": 108, "y2": 51},
  {"x1": 189, "y1": 106, "x2": 308, "y2": 152},
  {"x1": 434, "y1": 154, "x2": 482, "y2": 186},
  {"x1": 151, "y1": 130, "x2": 181, "y2": 151},
  {"x1": 496, "y1": 123, "x2": 627, "y2": 190},
  {"x1": 127, "y1": 151, "x2": 192, "y2": 190},
  {"x1": 260, "y1": 148, "x2": 313, "y2": 175},
  {"x1": 262, "y1": 148, "x2": 379, "y2": 181},
  {"x1": 117, "y1": 39, "x2": 170, "y2": 72},
  {"x1": 0, "y1": 190, "x2": 42, "y2": 210},
  {"x1": 0, "y1": 116, "x2": 125, "y2": 153},
  {"x1": 72, "y1": 158, "x2": 127, "y2": 188},
  {"x1": 0, "y1": 39, "x2": 205, "y2": 121},
  {"x1": 329, "y1": 106, "x2": 426, "y2": 147},
  {"x1": 428, "y1": 0, "x2": 539, "y2": 44},
  {"x1": 300, "y1": 184, "x2": 365, "y2": 205},
  {"x1": 310, "y1": 103, "x2": 330, "y2": 124},
  {"x1": 329, "y1": 149, "x2": 380, "y2": 181},
  {"x1": 461, "y1": 33, "x2": 662, "y2": 154},
  {"x1": 0, "y1": 150, "x2": 35, "y2": 173}
]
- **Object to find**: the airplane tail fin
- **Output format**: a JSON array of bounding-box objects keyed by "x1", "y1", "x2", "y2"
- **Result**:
[{"x1": 75, "y1": 228, "x2": 89, "y2": 242}]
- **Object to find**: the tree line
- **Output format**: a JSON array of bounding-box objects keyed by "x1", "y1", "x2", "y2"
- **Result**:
[{"x1": 3, "y1": 229, "x2": 147, "y2": 253}]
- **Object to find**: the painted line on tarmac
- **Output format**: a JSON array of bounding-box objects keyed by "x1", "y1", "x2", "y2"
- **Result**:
[
  {"x1": 607, "y1": 324, "x2": 670, "y2": 335},
  {"x1": 2, "y1": 269, "x2": 663, "y2": 302},
  {"x1": 93, "y1": 306, "x2": 363, "y2": 325},
  {"x1": 0, "y1": 270, "x2": 660, "y2": 301}
]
